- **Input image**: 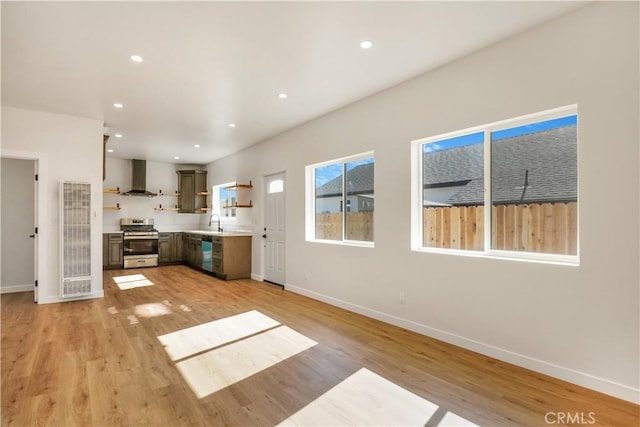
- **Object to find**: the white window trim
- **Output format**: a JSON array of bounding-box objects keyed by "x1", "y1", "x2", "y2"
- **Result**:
[
  {"x1": 411, "y1": 104, "x2": 579, "y2": 265},
  {"x1": 305, "y1": 151, "x2": 375, "y2": 247}
]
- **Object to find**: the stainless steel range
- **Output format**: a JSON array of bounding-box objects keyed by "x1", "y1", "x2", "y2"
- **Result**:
[{"x1": 120, "y1": 218, "x2": 159, "y2": 268}]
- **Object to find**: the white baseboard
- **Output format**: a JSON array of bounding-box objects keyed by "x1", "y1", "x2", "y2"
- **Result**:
[
  {"x1": 1, "y1": 284, "x2": 34, "y2": 294},
  {"x1": 251, "y1": 273, "x2": 264, "y2": 281},
  {"x1": 285, "y1": 283, "x2": 639, "y2": 404},
  {"x1": 38, "y1": 290, "x2": 105, "y2": 304}
]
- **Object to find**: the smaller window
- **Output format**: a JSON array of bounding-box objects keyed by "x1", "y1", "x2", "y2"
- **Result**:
[
  {"x1": 306, "y1": 152, "x2": 374, "y2": 245},
  {"x1": 212, "y1": 182, "x2": 237, "y2": 218},
  {"x1": 268, "y1": 179, "x2": 284, "y2": 194}
]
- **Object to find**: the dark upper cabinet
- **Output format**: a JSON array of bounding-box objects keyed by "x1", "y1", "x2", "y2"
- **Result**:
[{"x1": 177, "y1": 170, "x2": 208, "y2": 213}]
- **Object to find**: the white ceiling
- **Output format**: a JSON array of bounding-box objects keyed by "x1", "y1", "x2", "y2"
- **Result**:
[{"x1": 2, "y1": 1, "x2": 587, "y2": 165}]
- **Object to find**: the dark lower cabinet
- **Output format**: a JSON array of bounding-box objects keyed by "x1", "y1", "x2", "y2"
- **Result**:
[
  {"x1": 158, "y1": 233, "x2": 171, "y2": 263},
  {"x1": 159, "y1": 232, "x2": 183, "y2": 265},
  {"x1": 163, "y1": 232, "x2": 251, "y2": 279},
  {"x1": 211, "y1": 235, "x2": 251, "y2": 280},
  {"x1": 172, "y1": 233, "x2": 183, "y2": 262},
  {"x1": 182, "y1": 233, "x2": 202, "y2": 268},
  {"x1": 103, "y1": 233, "x2": 123, "y2": 270}
]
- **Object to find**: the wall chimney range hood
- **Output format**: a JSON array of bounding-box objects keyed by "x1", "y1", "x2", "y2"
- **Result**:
[{"x1": 121, "y1": 159, "x2": 157, "y2": 197}]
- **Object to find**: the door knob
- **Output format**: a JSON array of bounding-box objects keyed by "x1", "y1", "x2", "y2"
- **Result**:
[
  {"x1": 29, "y1": 234, "x2": 35, "y2": 238},
  {"x1": 262, "y1": 234, "x2": 267, "y2": 239}
]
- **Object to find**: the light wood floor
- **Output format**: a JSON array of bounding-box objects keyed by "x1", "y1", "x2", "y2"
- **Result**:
[{"x1": 2, "y1": 265, "x2": 638, "y2": 426}]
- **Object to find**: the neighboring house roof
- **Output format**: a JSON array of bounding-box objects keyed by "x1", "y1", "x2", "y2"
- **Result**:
[
  {"x1": 316, "y1": 163, "x2": 374, "y2": 197},
  {"x1": 424, "y1": 125, "x2": 577, "y2": 205},
  {"x1": 314, "y1": 126, "x2": 576, "y2": 205}
]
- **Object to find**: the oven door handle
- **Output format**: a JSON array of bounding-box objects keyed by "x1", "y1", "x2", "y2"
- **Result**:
[{"x1": 124, "y1": 235, "x2": 159, "y2": 240}]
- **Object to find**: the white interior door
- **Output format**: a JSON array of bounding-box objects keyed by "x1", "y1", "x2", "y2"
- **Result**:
[
  {"x1": 33, "y1": 161, "x2": 39, "y2": 302},
  {"x1": 264, "y1": 173, "x2": 286, "y2": 285}
]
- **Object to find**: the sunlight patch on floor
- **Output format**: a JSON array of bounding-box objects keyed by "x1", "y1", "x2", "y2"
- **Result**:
[
  {"x1": 134, "y1": 302, "x2": 172, "y2": 318},
  {"x1": 439, "y1": 411, "x2": 478, "y2": 426},
  {"x1": 158, "y1": 310, "x2": 281, "y2": 361},
  {"x1": 112, "y1": 274, "x2": 154, "y2": 290},
  {"x1": 175, "y1": 325, "x2": 317, "y2": 399},
  {"x1": 278, "y1": 368, "x2": 478, "y2": 427}
]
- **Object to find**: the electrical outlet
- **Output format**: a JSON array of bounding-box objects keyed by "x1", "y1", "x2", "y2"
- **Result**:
[{"x1": 399, "y1": 291, "x2": 406, "y2": 305}]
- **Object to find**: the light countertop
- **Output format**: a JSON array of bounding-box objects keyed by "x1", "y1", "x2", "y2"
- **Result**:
[
  {"x1": 181, "y1": 230, "x2": 253, "y2": 237},
  {"x1": 102, "y1": 230, "x2": 252, "y2": 237}
]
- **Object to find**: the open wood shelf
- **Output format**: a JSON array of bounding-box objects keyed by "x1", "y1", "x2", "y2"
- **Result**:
[
  {"x1": 223, "y1": 201, "x2": 253, "y2": 208},
  {"x1": 154, "y1": 207, "x2": 180, "y2": 211},
  {"x1": 104, "y1": 205, "x2": 121, "y2": 210},
  {"x1": 225, "y1": 181, "x2": 253, "y2": 208},
  {"x1": 226, "y1": 181, "x2": 253, "y2": 190},
  {"x1": 103, "y1": 188, "x2": 120, "y2": 194}
]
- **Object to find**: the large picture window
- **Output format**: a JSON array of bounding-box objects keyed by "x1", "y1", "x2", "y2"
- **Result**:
[
  {"x1": 412, "y1": 106, "x2": 578, "y2": 263},
  {"x1": 306, "y1": 152, "x2": 374, "y2": 245}
]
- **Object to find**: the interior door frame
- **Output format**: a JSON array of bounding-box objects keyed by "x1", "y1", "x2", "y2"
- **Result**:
[
  {"x1": 263, "y1": 171, "x2": 286, "y2": 286},
  {"x1": 1, "y1": 149, "x2": 48, "y2": 303}
]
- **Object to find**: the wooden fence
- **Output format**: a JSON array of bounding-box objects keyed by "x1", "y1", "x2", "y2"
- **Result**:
[
  {"x1": 423, "y1": 205, "x2": 484, "y2": 251},
  {"x1": 315, "y1": 212, "x2": 374, "y2": 242},
  {"x1": 423, "y1": 202, "x2": 577, "y2": 255},
  {"x1": 316, "y1": 202, "x2": 577, "y2": 255}
]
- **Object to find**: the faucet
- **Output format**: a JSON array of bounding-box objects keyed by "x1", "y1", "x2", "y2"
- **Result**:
[{"x1": 208, "y1": 213, "x2": 222, "y2": 232}]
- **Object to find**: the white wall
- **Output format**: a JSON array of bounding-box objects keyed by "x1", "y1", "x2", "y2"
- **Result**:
[
  {"x1": 0, "y1": 158, "x2": 35, "y2": 293},
  {"x1": 103, "y1": 158, "x2": 203, "y2": 232},
  {"x1": 205, "y1": 159, "x2": 259, "y2": 271},
  {"x1": 1, "y1": 107, "x2": 104, "y2": 303},
  {"x1": 206, "y1": 3, "x2": 639, "y2": 402},
  {"x1": 103, "y1": 158, "x2": 252, "y2": 232}
]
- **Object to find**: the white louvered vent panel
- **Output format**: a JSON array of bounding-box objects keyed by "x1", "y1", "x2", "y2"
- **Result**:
[
  {"x1": 60, "y1": 181, "x2": 92, "y2": 297},
  {"x1": 62, "y1": 278, "x2": 92, "y2": 297}
]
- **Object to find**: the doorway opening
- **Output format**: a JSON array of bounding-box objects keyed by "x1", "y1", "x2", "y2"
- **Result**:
[{"x1": 1, "y1": 152, "x2": 43, "y2": 303}]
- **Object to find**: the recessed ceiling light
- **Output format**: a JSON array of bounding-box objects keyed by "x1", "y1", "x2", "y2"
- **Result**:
[
  {"x1": 360, "y1": 40, "x2": 373, "y2": 49},
  {"x1": 174, "y1": 156, "x2": 180, "y2": 160},
  {"x1": 113, "y1": 103, "x2": 123, "y2": 108},
  {"x1": 278, "y1": 93, "x2": 288, "y2": 99},
  {"x1": 130, "y1": 54, "x2": 143, "y2": 63},
  {"x1": 194, "y1": 144, "x2": 200, "y2": 148},
  {"x1": 228, "y1": 123, "x2": 236, "y2": 128},
  {"x1": 107, "y1": 149, "x2": 114, "y2": 153},
  {"x1": 115, "y1": 133, "x2": 123, "y2": 138}
]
